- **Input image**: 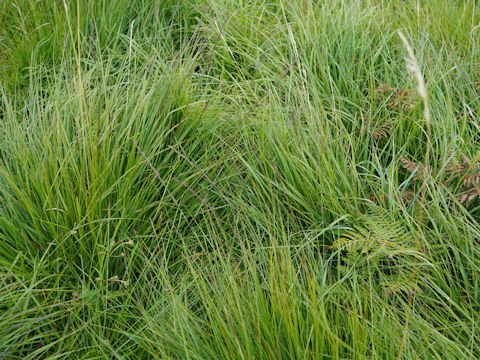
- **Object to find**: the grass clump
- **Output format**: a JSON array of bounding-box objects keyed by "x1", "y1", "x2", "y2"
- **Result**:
[{"x1": 1, "y1": 0, "x2": 480, "y2": 358}]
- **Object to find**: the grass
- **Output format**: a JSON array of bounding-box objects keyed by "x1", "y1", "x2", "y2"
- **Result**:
[{"x1": 1, "y1": 0, "x2": 480, "y2": 358}]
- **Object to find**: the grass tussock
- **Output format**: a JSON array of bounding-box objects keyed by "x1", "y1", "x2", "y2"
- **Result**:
[{"x1": 1, "y1": 0, "x2": 480, "y2": 359}]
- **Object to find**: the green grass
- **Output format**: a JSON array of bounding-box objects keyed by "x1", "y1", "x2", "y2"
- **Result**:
[{"x1": 1, "y1": 0, "x2": 480, "y2": 358}]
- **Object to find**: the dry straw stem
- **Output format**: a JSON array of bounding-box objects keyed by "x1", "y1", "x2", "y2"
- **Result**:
[{"x1": 397, "y1": 31, "x2": 431, "y2": 360}]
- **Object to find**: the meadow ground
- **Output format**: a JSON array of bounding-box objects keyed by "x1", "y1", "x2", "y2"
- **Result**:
[{"x1": 1, "y1": 0, "x2": 480, "y2": 358}]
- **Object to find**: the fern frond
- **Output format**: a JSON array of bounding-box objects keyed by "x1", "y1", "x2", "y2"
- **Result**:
[
  {"x1": 375, "y1": 83, "x2": 415, "y2": 111},
  {"x1": 400, "y1": 157, "x2": 430, "y2": 181},
  {"x1": 399, "y1": 152, "x2": 480, "y2": 208},
  {"x1": 334, "y1": 210, "x2": 419, "y2": 293}
]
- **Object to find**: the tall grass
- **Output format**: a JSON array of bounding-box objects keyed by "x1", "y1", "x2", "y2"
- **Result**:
[{"x1": 1, "y1": 0, "x2": 480, "y2": 358}]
